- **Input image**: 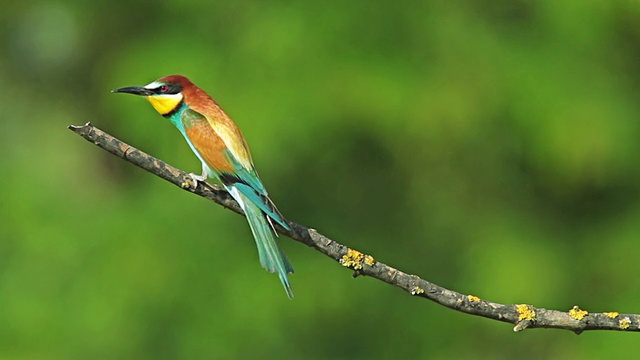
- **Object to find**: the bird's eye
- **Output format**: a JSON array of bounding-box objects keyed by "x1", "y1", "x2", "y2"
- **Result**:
[{"x1": 159, "y1": 85, "x2": 170, "y2": 93}]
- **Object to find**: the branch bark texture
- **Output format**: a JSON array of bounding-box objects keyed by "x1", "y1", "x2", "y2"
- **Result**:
[{"x1": 69, "y1": 122, "x2": 639, "y2": 334}]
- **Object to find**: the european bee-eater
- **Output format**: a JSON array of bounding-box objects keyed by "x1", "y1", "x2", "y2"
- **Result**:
[{"x1": 112, "y1": 75, "x2": 294, "y2": 298}]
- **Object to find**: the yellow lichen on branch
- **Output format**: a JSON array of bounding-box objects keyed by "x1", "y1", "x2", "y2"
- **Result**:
[
  {"x1": 468, "y1": 295, "x2": 481, "y2": 302},
  {"x1": 619, "y1": 317, "x2": 631, "y2": 330},
  {"x1": 569, "y1": 306, "x2": 588, "y2": 320},
  {"x1": 410, "y1": 286, "x2": 425, "y2": 295},
  {"x1": 363, "y1": 254, "x2": 376, "y2": 266},
  {"x1": 604, "y1": 312, "x2": 619, "y2": 319},
  {"x1": 339, "y1": 248, "x2": 375, "y2": 270},
  {"x1": 516, "y1": 304, "x2": 536, "y2": 321}
]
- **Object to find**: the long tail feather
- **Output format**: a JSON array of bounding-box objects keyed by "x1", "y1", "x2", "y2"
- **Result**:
[{"x1": 228, "y1": 186, "x2": 294, "y2": 298}]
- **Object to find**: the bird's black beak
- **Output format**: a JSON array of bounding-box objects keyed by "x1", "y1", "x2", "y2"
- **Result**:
[{"x1": 111, "y1": 86, "x2": 154, "y2": 96}]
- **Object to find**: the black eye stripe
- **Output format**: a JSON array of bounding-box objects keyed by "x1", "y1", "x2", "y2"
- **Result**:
[{"x1": 154, "y1": 84, "x2": 183, "y2": 95}]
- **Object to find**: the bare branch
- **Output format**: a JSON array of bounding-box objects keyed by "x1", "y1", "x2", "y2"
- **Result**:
[{"x1": 69, "y1": 122, "x2": 640, "y2": 334}]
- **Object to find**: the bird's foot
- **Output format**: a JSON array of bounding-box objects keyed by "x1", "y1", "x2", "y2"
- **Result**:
[{"x1": 186, "y1": 171, "x2": 207, "y2": 189}]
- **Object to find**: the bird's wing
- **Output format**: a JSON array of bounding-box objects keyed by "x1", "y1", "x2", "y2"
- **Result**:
[
  {"x1": 181, "y1": 107, "x2": 236, "y2": 174},
  {"x1": 181, "y1": 108, "x2": 289, "y2": 229}
]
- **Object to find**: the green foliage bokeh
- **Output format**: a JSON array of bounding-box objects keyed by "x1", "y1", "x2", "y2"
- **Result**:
[{"x1": 1, "y1": 1, "x2": 640, "y2": 358}]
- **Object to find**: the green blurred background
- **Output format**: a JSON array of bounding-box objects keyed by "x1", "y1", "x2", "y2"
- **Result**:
[{"x1": 2, "y1": 1, "x2": 640, "y2": 358}]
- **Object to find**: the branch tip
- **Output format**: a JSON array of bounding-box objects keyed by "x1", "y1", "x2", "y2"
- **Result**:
[{"x1": 513, "y1": 320, "x2": 530, "y2": 332}]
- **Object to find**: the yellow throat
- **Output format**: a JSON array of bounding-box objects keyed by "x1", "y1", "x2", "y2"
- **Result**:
[{"x1": 146, "y1": 94, "x2": 183, "y2": 115}]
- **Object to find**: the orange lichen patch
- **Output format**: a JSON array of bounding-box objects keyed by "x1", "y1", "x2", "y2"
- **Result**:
[
  {"x1": 619, "y1": 317, "x2": 631, "y2": 330},
  {"x1": 516, "y1": 304, "x2": 536, "y2": 321},
  {"x1": 569, "y1": 306, "x2": 588, "y2": 320},
  {"x1": 468, "y1": 295, "x2": 481, "y2": 302},
  {"x1": 410, "y1": 286, "x2": 425, "y2": 295},
  {"x1": 364, "y1": 255, "x2": 376, "y2": 266},
  {"x1": 604, "y1": 312, "x2": 619, "y2": 319}
]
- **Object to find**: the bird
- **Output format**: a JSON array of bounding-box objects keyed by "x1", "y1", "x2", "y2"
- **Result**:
[{"x1": 112, "y1": 75, "x2": 295, "y2": 298}]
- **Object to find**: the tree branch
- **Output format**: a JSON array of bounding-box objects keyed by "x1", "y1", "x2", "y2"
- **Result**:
[{"x1": 69, "y1": 122, "x2": 639, "y2": 334}]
